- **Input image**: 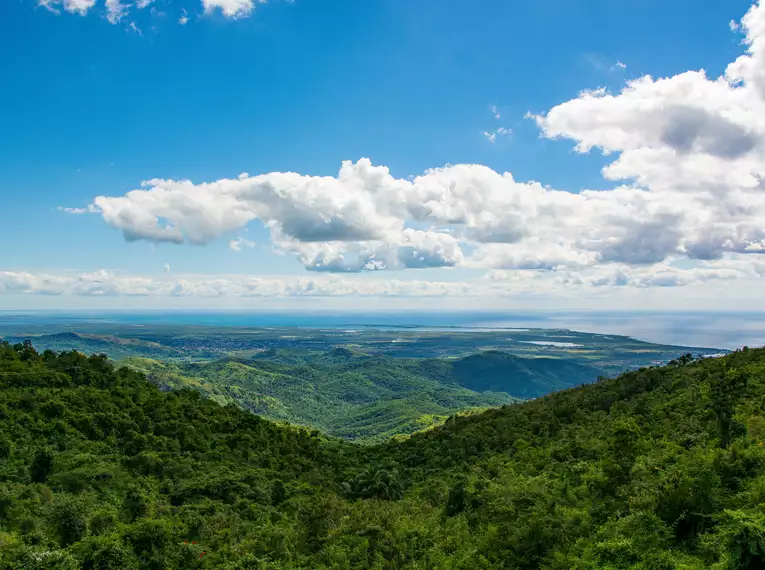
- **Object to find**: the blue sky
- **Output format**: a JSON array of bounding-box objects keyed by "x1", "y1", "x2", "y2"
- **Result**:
[{"x1": 1, "y1": 0, "x2": 764, "y2": 310}]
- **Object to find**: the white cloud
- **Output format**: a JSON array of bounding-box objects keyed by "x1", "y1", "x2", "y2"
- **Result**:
[
  {"x1": 38, "y1": 0, "x2": 266, "y2": 23},
  {"x1": 699, "y1": 256, "x2": 765, "y2": 277},
  {"x1": 586, "y1": 54, "x2": 628, "y2": 73},
  {"x1": 553, "y1": 262, "x2": 744, "y2": 288},
  {"x1": 229, "y1": 237, "x2": 256, "y2": 251},
  {"x1": 0, "y1": 261, "x2": 757, "y2": 301},
  {"x1": 63, "y1": 1, "x2": 765, "y2": 287},
  {"x1": 0, "y1": 270, "x2": 155, "y2": 297},
  {"x1": 271, "y1": 228, "x2": 463, "y2": 273},
  {"x1": 39, "y1": 0, "x2": 97, "y2": 15},
  {"x1": 397, "y1": 228, "x2": 464, "y2": 269},
  {"x1": 202, "y1": 0, "x2": 265, "y2": 18},
  {"x1": 57, "y1": 205, "x2": 99, "y2": 215},
  {"x1": 73, "y1": 150, "x2": 765, "y2": 276},
  {"x1": 483, "y1": 127, "x2": 511, "y2": 143},
  {"x1": 471, "y1": 242, "x2": 597, "y2": 271},
  {"x1": 0, "y1": 270, "x2": 478, "y2": 298},
  {"x1": 105, "y1": 0, "x2": 128, "y2": 23},
  {"x1": 491, "y1": 105, "x2": 501, "y2": 119},
  {"x1": 62, "y1": 0, "x2": 96, "y2": 14},
  {"x1": 535, "y1": 75, "x2": 762, "y2": 160}
]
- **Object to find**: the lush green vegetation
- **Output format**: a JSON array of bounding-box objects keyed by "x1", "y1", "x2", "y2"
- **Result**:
[
  {"x1": 122, "y1": 349, "x2": 601, "y2": 442},
  {"x1": 4, "y1": 325, "x2": 721, "y2": 444},
  {"x1": 1, "y1": 324, "x2": 720, "y2": 377},
  {"x1": 412, "y1": 350, "x2": 598, "y2": 398},
  {"x1": 2, "y1": 340, "x2": 765, "y2": 568}
]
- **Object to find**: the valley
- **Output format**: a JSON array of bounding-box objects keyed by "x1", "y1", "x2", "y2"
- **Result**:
[{"x1": 0, "y1": 320, "x2": 723, "y2": 443}]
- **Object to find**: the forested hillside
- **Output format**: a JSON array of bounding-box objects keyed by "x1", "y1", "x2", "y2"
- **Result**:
[
  {"x1": 2, "y1": 340, "x2": 765, "y2": 568},
  {"x1": 415, "y1": 350, "x2": 598, "y2": 398},
  {"x1": 123, "y1": 349, "x2": 597, "y2": 442}
]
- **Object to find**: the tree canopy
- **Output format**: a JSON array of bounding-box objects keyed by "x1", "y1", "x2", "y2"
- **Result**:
[{"x1": 2, "y1": 340, "x2": 765, "y2": 568}]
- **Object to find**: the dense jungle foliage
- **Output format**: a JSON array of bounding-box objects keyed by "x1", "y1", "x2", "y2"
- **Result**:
[
  {"x1": 122, "y1": 349, "x2": 523, "y2": 444},
  {"x1": 2, "y1": 340, "x2": 765, "y2": 568},
  {"x1": 123, "y1": 348, "x2": 595, "y2": 443}
]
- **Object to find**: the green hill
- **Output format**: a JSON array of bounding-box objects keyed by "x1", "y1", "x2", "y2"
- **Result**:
[
  {"x1": 2, "y1": 340, "x2": 765, "y2": 568},
  {"x1": 1, "y1": 332, "x2": 183, "y2": 360},
  {"x1": 122, "y1": 349, "x2": 602, "y2": 443},
  {"x1": 417, "y1": 349, "x2": 600, "y2": 398},
  {"x1": 1, "y1": 325, "x2": 723, "y2": 377},
  {"x1": 123, "y1": 352, "x2": 520, "y2": 443}
]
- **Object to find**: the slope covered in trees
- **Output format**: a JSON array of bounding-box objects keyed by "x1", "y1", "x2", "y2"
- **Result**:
[
  {"x1": 2, "y1": 340, "x2": 765, "y2": 568},
  {"x1": 415, "y1": 350, "x2": 598, "y2": 398},
  {"x1": 123, "y1": 349, "x2": 598, "y2": 443}
]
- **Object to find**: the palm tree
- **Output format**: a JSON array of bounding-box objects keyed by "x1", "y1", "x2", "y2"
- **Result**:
[{"x1": 347, "y1": 464, "x2": 404, "y2": 501}]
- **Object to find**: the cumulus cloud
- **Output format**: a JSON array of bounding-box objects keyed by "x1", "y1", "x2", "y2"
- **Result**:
[
  {"x1": 63, "y1": 1, "x2": 765, "y2": 285},
  {"x1": 529, "y1": 1, "x2": 765, "y2": 266},
  {"x1": 71, "y1": 155, "x2": 722, "y2": 274},
  {"x1": 397, "y1": 229, "x2": 464, "y2": 269},
  {"x1": 273, "y1": 229, "x2": 463, "y2": 273},
  {"x1": 470, "y1": 242, "x2": 597, "y2": 271}
]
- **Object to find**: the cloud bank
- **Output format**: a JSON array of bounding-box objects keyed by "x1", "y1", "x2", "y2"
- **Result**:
[
  {"x1": 0, "y1": 270, "x2": 476, "y2": 298},
  {"x1": 1, "y1": 260, "x2": 761, "y2": 299}
]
